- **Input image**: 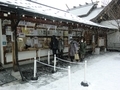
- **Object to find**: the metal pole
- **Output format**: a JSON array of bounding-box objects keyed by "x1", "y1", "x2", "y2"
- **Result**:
[
  {"x1": 84, "y1": 61, "x2": 87, "y2": 83},
  {"x1": 81, "y1": 60, "x2": 89, "y2": 86},
  {"x1": 31, "y1": 57, "x2": 38, "y2": 80},
  {"x1": 48, "y1": 50, "x2": 50, "y2": 64},
  {"x1": 68, "y1": 66, "x2": 71, "y2": 90},
  {"x1": 34, "y1": 57, "x2": 37, "y2": 78},
  {"x1": 54, "y1": 54, "x2": 56, "y2": 72},
  {"x1": 39, "y1": 50, "x2": 40, "y2": 61},
  {"x1": 39, "y1": 57, "x2": 40, "y2": 61}
]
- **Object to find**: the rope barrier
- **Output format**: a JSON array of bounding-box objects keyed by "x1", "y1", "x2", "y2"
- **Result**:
[
  {"x1": 56, "y1": 56, "x2": 89, "y2": 87},
  {"x1": 33, "y1": 52, "x2": 89, "y2": 88},
  {"x1": 56, "y1": 57, "x2": 84, "y2": 65},
  {"x1": 37, "y1": 60, "x2": 71, "y2": 90},
  {"x1": 37, "y1": 60, "x2": 68, "y2": 71}
]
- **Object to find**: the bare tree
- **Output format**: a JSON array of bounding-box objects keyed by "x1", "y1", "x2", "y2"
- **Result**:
[
  {"x1": 101, "y1": 0, "x2": 111, "y2": 6},
  {"x1": 101, "y1": 0, "x2": 120, "y2": 31}
]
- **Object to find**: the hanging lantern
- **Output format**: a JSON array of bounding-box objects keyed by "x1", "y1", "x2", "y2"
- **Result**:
[{"x1": 22, "y1": 14, "x2": 25, "y2": 17}]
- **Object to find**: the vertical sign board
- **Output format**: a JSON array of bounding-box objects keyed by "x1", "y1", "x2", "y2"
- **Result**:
[{"x1": 2, "y1": 35, "x2": 7, "y2": 46}]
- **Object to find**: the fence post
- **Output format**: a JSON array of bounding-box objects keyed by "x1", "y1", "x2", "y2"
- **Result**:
[
  {"x1": 48, "y1": 50, "x2": 50, "y2": 64},
  {"x1": 54, "y1": 54, "x2": 56, "y2": 72},
  {"x1": 39, "y1": 50, "x2": 40, "y2": 61},
  {"x1": 68, "y1": 66, "x2": 71, "y2": 90},
  {"x1": 52, "y1": 54, "x2": 57, "y2": 73},
  {"x1": 81, "y1": 60, "x2": 89, "y2": 86},
  {"x1": 39, "y1": 56, "x2": 40, "y2": 61},
  {"x1": 31, "y1": 57, "x2": 38, "y2": 80}
]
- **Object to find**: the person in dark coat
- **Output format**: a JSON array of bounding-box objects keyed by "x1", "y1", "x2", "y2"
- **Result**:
[
  {"x1": 79, "y1": 37, "x2": 86, "y2": 62},
  {"x1": 50, "y1": 35, "x2": 58, "y2": 58},
  {"x1": 58, "y1": 37, "x2": 64, "y2": 58}
]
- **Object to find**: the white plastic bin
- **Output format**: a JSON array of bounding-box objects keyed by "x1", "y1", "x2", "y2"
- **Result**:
[{"x1": 95, "y1": 48, "x2": 100, "y2": 54}]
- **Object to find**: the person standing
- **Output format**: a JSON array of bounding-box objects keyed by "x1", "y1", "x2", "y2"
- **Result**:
[
  {"x1": 69, "y1": 38, "x2": 79, "y2": 62},
  {"x1": 49, "y1": 35, "x2": 58, "y2": 58},
  {"x1": 79, "y1": 37, "x2": 86, "y2": 62},
  {"x1": 58, "y1": 37, "x2": 64, "y2": 58}
]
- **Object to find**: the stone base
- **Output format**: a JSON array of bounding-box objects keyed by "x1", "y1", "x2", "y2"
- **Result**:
[
  {"x1": 31, "y1": 77, "x2": 38, "y2": 80},
  {"x1": 81, "y1": 81, "x2": 89, "y2": 87}
]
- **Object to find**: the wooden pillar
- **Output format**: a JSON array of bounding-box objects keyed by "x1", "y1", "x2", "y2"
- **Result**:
[
  {"x1": 11, "y1": 13, "x2": 25, "y2": 80},
  {"x1": 11, "y1": 20, "x2": 19, "y2": 71}
]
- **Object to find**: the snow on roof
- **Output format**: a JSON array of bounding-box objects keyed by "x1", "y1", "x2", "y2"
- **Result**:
[
  {"x1": 68, "y1": 4, "x2": 94, "y2": 16},
  {"x1": 100, "y1": 20, "x2": 119, "y2": 29},
  {"x1": 82, "y1": 8, "x2": 104, "y2": 20},
  {"x1": 0, "y1": 0, "x2": 114, "y2": 29}
]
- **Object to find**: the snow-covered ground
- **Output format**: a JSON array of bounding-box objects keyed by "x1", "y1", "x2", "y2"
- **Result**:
[{"x1": 0, "y1": 52, "x2": 120, "y2": 90}]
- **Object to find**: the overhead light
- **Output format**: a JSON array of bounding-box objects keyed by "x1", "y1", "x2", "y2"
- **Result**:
[
  {"x1": 8, "y1": 12, "x2": 10, "y2": 15},
  {"x1": 22, "y1": 14, "x2": 25, "y2": 17},
  {"x1": 15, "y1": 6, "x2": 18, "y2": 8},
  {"x1": 34, "y1": 16, "x2": 36, "y2": 19},
  {"x1": 3, "y1": 13, "x2": 8, "y2": 17}
]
